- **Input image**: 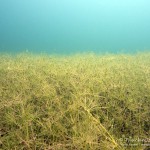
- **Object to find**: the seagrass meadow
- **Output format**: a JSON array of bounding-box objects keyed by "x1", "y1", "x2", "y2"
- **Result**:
[{"x1": 0, "y1": 52, "x2": 150, "y2": 150}]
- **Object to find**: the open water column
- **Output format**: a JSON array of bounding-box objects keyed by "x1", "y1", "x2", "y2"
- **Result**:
[
  {"x1": 0, "y1": 0, "x2": 150, "y2": 150},
  {"x1": 0, "y1": 0, "x2": 150, "y2": 53}
]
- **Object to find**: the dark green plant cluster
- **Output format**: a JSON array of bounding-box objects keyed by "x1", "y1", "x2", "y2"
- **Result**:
[{"x1": 0, "y1": 52, "x2": 150, "y2": 150}]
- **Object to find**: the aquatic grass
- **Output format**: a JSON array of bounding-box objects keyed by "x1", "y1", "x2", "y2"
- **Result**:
[{"x1": 0, "y1": 52, "x2": 150, "y2": 150}]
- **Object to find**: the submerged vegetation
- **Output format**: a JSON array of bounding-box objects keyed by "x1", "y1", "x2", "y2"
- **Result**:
[{"x1": 0, "y1": 52, "x2": 150, "y2": 150}]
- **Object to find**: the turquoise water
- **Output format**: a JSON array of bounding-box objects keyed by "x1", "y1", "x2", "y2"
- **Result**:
[{"x1": 0, "y1": 0, "x2": 150, "y2": 54}]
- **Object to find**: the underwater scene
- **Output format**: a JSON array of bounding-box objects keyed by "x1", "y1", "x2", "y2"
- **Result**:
[{"x1": 0, "y1": 0, "x2": 150, "y2": 150}]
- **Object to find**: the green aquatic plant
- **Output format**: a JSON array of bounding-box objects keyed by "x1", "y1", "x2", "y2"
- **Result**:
[{"x1": 0, "y1": 52, "x2": 150, "y2": 150}]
